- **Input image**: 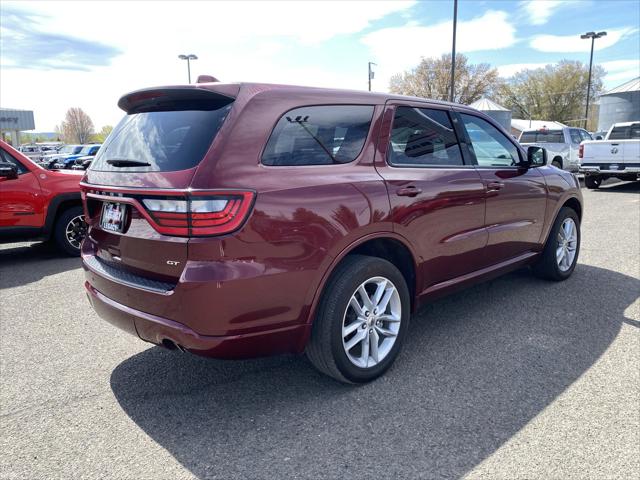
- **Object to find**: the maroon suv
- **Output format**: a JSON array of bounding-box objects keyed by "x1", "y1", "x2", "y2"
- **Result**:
[{"x1": 81, "y1": 82, "x2": 582, "y2": 383}]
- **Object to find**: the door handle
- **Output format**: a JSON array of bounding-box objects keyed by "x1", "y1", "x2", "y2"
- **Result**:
[
  {"x1": 396, "y1": 186, "x2": 422, "y2": 197},
  {"x1": 487, "y1": 181, "x2": 505, "y2": 192}
]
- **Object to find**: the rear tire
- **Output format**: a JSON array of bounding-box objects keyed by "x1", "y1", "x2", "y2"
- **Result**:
[
  {"x1": 584, "y1": 175, "x2": 601, "y2": 189},
  {"x1": 53, "y1": 206, "x2": 86, "y2": 257},
  {"x1": 532, "y1": 207, "x2": 580, "y2": 281},
  {"x1": 306, "y1": 255, "x2": 410, "y2": 383}
]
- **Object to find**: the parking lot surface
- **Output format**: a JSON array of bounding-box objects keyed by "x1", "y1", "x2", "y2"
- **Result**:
[{"x1": 1, "y1": 182, "x2": 638, "y2": 480}]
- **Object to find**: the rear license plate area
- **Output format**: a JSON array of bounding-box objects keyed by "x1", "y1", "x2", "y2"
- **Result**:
[{"x1": 100, "y1": 202, "x2": 128, "y2": 233}]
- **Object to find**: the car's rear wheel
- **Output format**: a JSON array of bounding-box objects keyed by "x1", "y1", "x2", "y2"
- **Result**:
[
  {"x1": 306, "y1": 255, "x2": 410, "y2": 383},
  {"x1": 584, "y1": 175, "x2": 601, "y2": 189},
  {"x1": 532, "y1": 207, "x2": 580, "y2": 281},
  {"x1": 53, "y1": 206, "x2": 86, "y2": 256}
]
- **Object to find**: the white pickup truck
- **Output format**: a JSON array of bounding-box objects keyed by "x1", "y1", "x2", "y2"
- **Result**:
[{"x1": 579, "y1": 121, "x2": 640, "y2": 189}]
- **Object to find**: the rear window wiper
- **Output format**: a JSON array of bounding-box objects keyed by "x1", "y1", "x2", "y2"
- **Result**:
[{"x1": 106, "y1": 159, "x2": 151, "y2": 167}]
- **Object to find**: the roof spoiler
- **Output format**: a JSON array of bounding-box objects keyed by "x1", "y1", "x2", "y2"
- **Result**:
[{"x1": 117, "y1": 87, "x2": 234, "y2": 114}]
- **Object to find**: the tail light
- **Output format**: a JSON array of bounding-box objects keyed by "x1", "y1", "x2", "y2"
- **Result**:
[
  {"x1": 578, "y1": 144, "x2": 584, "y2": 159},
  {"x1": 81, "y1": 185, "x2": 255, "y2": 238},
  {"x1": 142, "y1": 191, "x2": 255, "y2": 237}
]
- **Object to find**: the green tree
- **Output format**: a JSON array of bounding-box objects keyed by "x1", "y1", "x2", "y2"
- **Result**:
[
  {"x1": 390, "y1": 53, "x2": 500, "y2": 104},
  {"x1": 91, "y1": 125, "x2": 113, "y2": 143},
  {"x1": 497, "y1": 60, "x2": 605, "y2": 129}
]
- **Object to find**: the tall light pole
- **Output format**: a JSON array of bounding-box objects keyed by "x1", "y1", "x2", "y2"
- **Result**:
[
  {"x1": 368, "y1": 62, "x2": 377, "y2": 92},
  {"x1": 178, "y1": 54, "x2": 198, "y2": 83},
  {"x1": 581, "y1": 31, "x2": 606, "y2": 129},
  {"x1": 449, "y1": 0, "x2": 458, "y2": 102}
]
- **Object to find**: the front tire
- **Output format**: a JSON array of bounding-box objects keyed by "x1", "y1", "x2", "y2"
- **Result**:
[
  {"x1": 551, "y1": 159, "x2": 562, "y2": 169},
  {"x1": 532, "y1": 207, "x2": 580, "y2": 281},
  {"x1": 584, "y1": 175, "x2": 601, "y2": 189},
  {"x1": 306, "y1": 255, "x2": 410, "y2": 383},
  {"x1": 53, "y1": 206, "x2": 86, "y2": 256}
]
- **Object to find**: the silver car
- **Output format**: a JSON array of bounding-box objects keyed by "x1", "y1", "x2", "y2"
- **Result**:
[{"x1": 519, "y1": 127, "x2": 592, "y2": 172}]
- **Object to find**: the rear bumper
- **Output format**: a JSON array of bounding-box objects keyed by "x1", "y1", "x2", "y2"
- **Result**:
[
  {"x1": 579, "y1": 165, "x2": 640, "y2": 177},
  {"x1": 85, "y1": 281, "x2": 308, "y2": 358}
]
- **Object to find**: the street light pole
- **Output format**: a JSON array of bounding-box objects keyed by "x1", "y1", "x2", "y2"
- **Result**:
[
  {"x1": 368, "y1": 62, "x2": 377, "y2": 92},
  {"x1": 580, "y1": 31, "x2": 606, "y2": 129},
  {"x1": 178, "y1": 54, "x2": 198, "y2": 84},
  {"x1": 449, "y1": 0, "x2": 458, "y2": 102}
]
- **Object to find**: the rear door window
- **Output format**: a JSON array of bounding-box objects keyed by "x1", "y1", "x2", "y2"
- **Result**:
[
  {"x1": 90, "y1": 102, "x2": 233, "y2": 172},
  {"x1": 387, "y1": 107, "x2": 463, "y2": 166},
  {"x1": 261, "y1": 105, "x2": 374, "y2": 166}
]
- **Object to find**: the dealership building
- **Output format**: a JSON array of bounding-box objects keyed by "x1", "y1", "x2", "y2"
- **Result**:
[{"x1": 0, "y1": 108, "x2": 35, "y2": 146}]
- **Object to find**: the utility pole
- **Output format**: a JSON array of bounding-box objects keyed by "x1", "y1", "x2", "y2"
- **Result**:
[
  {"x1": 580, "y1": 31, "x2": 606, "y2": 129},
  {"x1": 178, "y1": 54, "x2": 198, "y2": 84},
  {"x1": 449, "y1": 0, "x2": 458, "y2": 102},
  {"x1": 368, "y1": 62, "x2": 377, "y2": 92}
]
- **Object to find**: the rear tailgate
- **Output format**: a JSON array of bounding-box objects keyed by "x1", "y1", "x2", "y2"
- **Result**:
[
  {"x1": 581, "y1": 141, "x2": 622, "y2": 166},
  {"x1": 82, "y1": 86, "x2": 235, "y2": 282}
]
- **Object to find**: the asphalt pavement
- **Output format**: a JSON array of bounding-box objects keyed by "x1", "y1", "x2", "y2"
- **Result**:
[{"x1": 1, "y1": 181, "x2": 638, "y2": 480}]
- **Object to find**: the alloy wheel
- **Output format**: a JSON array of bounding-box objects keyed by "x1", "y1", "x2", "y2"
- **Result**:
[
  {"x1": 556, "y1": 217, "x2": 578, "y2": 272},
  {"x1": 342, "y1": 276, "x2": 401, "y2": 368}
]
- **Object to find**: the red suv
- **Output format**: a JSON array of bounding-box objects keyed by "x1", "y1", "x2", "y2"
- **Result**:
[
  {"x1": 0, "y1": 141, "x2": 86, "y2": 255},
  {"x1": 81, "y1": 82, "x2": 583, "y2": 383}
]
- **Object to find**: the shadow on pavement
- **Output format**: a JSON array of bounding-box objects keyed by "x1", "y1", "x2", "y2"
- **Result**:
[
  {"x1": 589, "y1": 180, "x2": 640, "y2": 193},
  {"x1": 110, "y1": 265, "x2": 638, "y2": 479},
  {"x1": 0, "y1": 242, "x2": 81, "y2": 289}
]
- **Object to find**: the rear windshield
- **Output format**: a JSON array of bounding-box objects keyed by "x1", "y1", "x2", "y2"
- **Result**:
[
  {"x1": 90, "y1": 102, "x2": 233, "y2": 172},
  {"x1": 519, "y1": 130, "x2": 564, "y2": 143},
  {"x1": 608, "y1": 123, "x2": 640, "y2": 140}
]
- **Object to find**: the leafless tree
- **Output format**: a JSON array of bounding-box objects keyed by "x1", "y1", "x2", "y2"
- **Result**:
[
  {"x1": 61, "y1": 108, "x2": 95, "y2": 144},
  {"x1": 390, "y1": 53, "x2": 500, "y2": 104}
]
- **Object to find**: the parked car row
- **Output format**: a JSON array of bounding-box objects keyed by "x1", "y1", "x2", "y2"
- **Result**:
[{"x1": 37, "y1": 143, "x2": 101, "y2": 170}]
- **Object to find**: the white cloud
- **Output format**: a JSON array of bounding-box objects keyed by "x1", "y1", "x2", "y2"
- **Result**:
[
  {"x1": 520, "y1": 0, "x2": 571, "y2": 25},
  {"x1": 497, "y1": 63, "x2": 549, "y2": 77},
  {"x1": 1, "y1": 0, "x2": 416, "y2": 130},
  {"x1": 530, "y1": 27, "x2": 637, "y2": 53},
  {"x1": 362, "y1": 10, "x2": 517, "y2": 91},
  {"x1": 600, "y1": 59, "x2": 640, "y2": 85}
]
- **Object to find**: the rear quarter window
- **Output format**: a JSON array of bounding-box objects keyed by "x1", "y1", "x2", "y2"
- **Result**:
[{"x1": 261, "y1": 105, "x2": 374, "y2": 166}]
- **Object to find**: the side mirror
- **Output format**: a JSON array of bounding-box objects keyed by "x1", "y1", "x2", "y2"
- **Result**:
[
  {"x1": 0, "y1": 163, "x2": 18, "y2": 179},
  {"x1": 595, "y1": 135, "x2": 603, "y2": 140},
  {"x1": 526, "y1": 146, "x2": 547, "y2": 167}
]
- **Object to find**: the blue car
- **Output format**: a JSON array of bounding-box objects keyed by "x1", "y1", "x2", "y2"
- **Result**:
[{"x1": 54, "y1": 144, "x2": 102, "y2": 169}]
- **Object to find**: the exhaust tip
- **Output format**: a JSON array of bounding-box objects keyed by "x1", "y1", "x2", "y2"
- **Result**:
[{"x1": 161, "y1": 339, "x2": 187, "y2": 352}]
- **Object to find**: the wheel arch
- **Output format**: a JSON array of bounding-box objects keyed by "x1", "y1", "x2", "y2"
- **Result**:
[
  {"x1": 296, "y1": 232, "x2": 420, "y2": 352},
  {"x1": 43, "y1": 193, "x2": 82, "y2": 238},
  {"x1": 540, "y1": 194, "x2": 583, "y2": 246}
]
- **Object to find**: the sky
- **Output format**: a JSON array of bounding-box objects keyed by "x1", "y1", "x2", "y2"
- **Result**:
[{"x1": 1, "y1": 0, "x2": 639, "y2": 131}]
